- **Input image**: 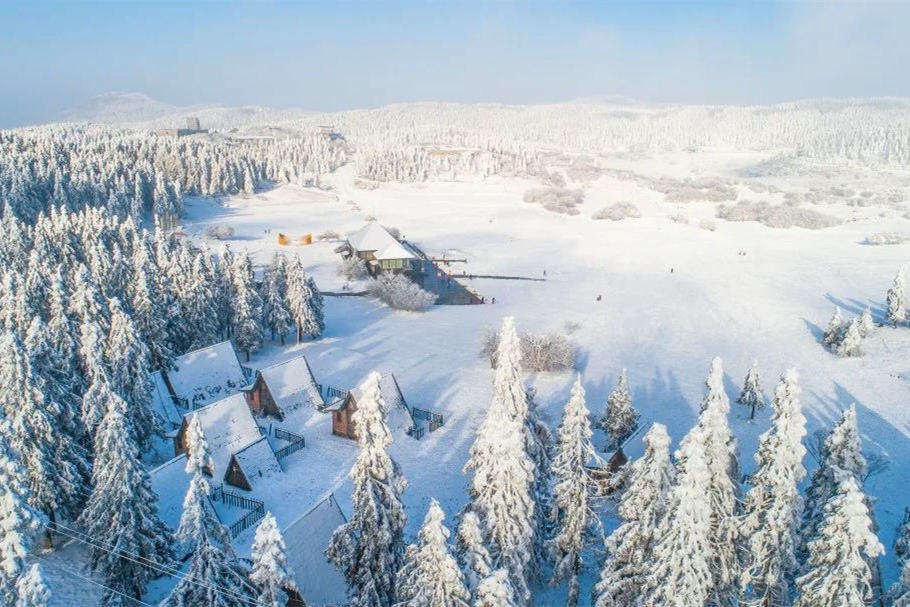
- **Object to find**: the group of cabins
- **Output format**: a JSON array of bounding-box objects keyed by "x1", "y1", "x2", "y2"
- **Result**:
[{"x1": 148, "y1": 340, "x2": 444, "y2": 605}]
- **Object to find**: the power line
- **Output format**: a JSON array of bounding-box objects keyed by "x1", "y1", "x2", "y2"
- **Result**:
[
  {"x1": 48, "y1": 523, "x2": 262, "y2": 607},
  {"x1": 41, "y1": 561, "x2": 157, "y2": 607}
]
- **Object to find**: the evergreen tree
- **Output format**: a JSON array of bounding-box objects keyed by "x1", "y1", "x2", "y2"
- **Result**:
[
  {"x1": 473, "y1": 570, "x2": 518, "y2": 607},
  {"x1": 327, "y1": 372, "x2": 408, "y2": 607},
  {"x1": 641, "y1": 426, "x2": 714, "y2": 607},
  {"x1": 106, "y1": 297, "x2": 160, "y2": 448},
  {"x1": 740, "y1": 369, "x2": 807, "y2": 607},
  {"x1": 736, "y1": 361, "x2": 765, "y2": 420},
  {"x1": 230, "y1": 252, "x2": 263, "y2": 361},
  {"x1": 76, "y1": 388, "x2": 174, "y2": 606},
  {"x1": 456, "y1": 512, "x2": 492, "y2": 596},
  {"x1": 593, "y1": 423, "x2": 674, "y2": 607},
  {"x1": 250, "y1": 512, "x2": 297, "y2": 607},
  {"x1": 859, "y1": 307, "x2": 875, "y2": 338},
  {"x1": 887, "y1": 267, "x2": 907, "y2": 327},
  {"x1": 304, "y1": 276, "x2": 326, "y2": 337},
  {"x1": 0, "y1": 331, "x2": 86, "y2": 523},
  {"x1": 891, "y1": 559, "x2": 910, "y2": 607},
  {"x1": 836, "y1": 317, "x2": 863, "y2": 357},
  {"x1": 15, "y1": 564, "x2": 50, "y2": 607},
  {"x1": 823, "y1": 306, "x2": 845, "y2": 348},
  {"x1": 286, "y1": 256, "x2": 325, "y2": 341},
  {"x1": 793, "y1": 473, "x2": 883, "y2": 607},
  {"x1": 464, "y1": 320, "x2": 537, "y2": 605},
  {"x1": 129, "y1": 243, "x2": 174, "y2": 370},
  {"x1": 601, "y1": 369, "x2": 639, "y2": 450},
  {"x1": 0, "y1": 423, "x2": 44, "y2": 605},
  {"x1": 395, "y1": 500, "x2": 470, "y2": 607},
  {"x1": 895, "y1": 509, "x2": 910, "y2": 568},
  {"x1": 216, "y1": 245, "x2": 236, "y2": 339},
  {"x1": 547, "y1": 376, "x2": 600, "y2": 607},
  {"x1": 261, "y1": 262, "x2": 292, "y2": 343},
  {"x1": 166, "y1": 414, "x2": 253, "y2": 607},
  {"x1": 696, "y1": 357, "x2": 741, "y2": 607}
]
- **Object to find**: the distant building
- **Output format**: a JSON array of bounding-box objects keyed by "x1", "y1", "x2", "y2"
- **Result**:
[
  {"x1": 341, "y1": 221, "x2": 420, "y2": 277},
  {"x1": 318, "y1": 125, "x2": 343, "y2": 140},
  {"x1": 156, "y1": 116, "x2": 207, "y2": 137}
]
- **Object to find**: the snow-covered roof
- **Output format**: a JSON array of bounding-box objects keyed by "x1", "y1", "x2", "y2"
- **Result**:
[
  {"x1": 281, "y1": 494, "x2": 348, "y2": 606},
  {"x1": 150, "y1": 370, "x2": 181, "y2": 436},
  {"x1": 230, "y1": 436, "x2": 282, "y2": 489},
  {"x1": 150, "y1": 454, "x2": 193, "y2": 532},
  {"x1": 168, "y1": 341, "x2": 248, "y2": 410},
  {"x1": 257, "y1": 356, "x2": 325, "y2": 421},
  {"x1": 375, "y1": 239, "x2": 416, "y2": 261},
  {"x1": 349, "y1": 373, "x2": 416, "y2": 435},
  {"x1": 346, "y1": 221, "x2": 400, "y2": 254},
  {"x1": 185, "y1": 393, "x2": 263, "y2": 482}
]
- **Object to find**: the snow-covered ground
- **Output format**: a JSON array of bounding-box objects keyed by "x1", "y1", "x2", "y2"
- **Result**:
[{"x1": 175, "y1": 150, "x2": 910, "y2": 602}]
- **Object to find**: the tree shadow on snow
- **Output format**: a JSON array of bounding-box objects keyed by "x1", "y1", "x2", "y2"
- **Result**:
[
  {"x1": 824, "y1": 292, "x2": 886, "y2": 321},
  {"x1": 802, "y1": 318, "x2": 826, "y2": 346}
]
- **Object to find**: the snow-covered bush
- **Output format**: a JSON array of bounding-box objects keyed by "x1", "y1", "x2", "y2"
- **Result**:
[
  {"x1": 368, "y1": 273, "x2": 437, "y2": 310},
  {"x1": 592, "y1": 202, "x2": 641, "y2": 221},
  {"x1": 667, "y1": 212, "x2": 689, "y2": 224},
  {"x1": 202, "y1": 224, "x2": 235, "y2": 240},
  {"x1": 318, "y1": 229, "x2": 341, "y2": 241},
  {"x1": 659, "y1": 177, "x2": 737, "y2": 203},
  {"x1": 699, "y1": 219, "x2": 717, "y2": 232},
  {"x1": 540, "y1": 170, "x2": 567, "y2": 188},
  {"x1": 338, "y1": 256, "x2": 368, "y2": 280},
  {"x1": 716, "y1": 200, "x2": 841, "y2": 229},
  {"x1": 481, "y1": 327, "x2": 576, "y2": 372},
  {"x1": 863, "y1": 232, "x2": 910, "y2": 246},
  {"x1": 523, "y1": 187, "x2": 585, "y2": 215}
]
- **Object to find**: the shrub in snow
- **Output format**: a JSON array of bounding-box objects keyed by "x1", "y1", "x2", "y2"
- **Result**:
[
  {"x1": 661, "y1": 178, "x2": 737, "y2": 203},
  {"x1": 480, "y1": 326, "x2": 576, "y2": 372},
  {"x1": 859, "y1": 307, "x2": 875, "y2": 337},
  {"x1": 699, "y1": 218, "x2": 717, "y2": 231},
  {"x1": 539, "y1": 170, "x2": 567, "y2": 188},
  {"x1": 338, "y1": 256, "x2": 369, "y2": 280},
  {"x1": 368, "y1": 273, "x2": 437, "y2": 311},
  {"x1": 523, "y1": 187, "x2": 585, "y2": 215},
  {"x1": 836, "y1": 318, "x2": 863, "y2": 357},
  {"x1": 716, "y1": 200, "x2": 841, "y2": 229},
  {"x1": 592, "y1": 202, "x2": 642, "y2": 221},
  {"x1": 667, "y1": 211, "x2": 689, "y2": 224},
  {"x1": 202, "y1": 223, "x2": 235, "y2": 240},
  {"x1": 318, "y1": 229, "x2": 341, "y2": 240},
  {"x1": 823, "y1": 306, "x2": 846, "y2": 349},
  {"x1": 863, "y1": 232, "x2": 910, "y2": 246}
]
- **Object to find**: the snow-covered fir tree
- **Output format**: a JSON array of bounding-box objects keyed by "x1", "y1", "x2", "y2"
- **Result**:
[
  {"x1": 823, "y1": 306, "x2": 846, "y2": 348},
  {"x1": 739, "y1": 369, "x2": 807, "y2": 607},
  {"x1": 0, "y1": 423, "x2": 44, "y2": 606},
  {"x1": 230, "y1": 251, "x2": 264, "y2": 361},
  {"x1": 593, "y1": 423, "x2": 674, "y2": 607},
  {"x1": 327, "y1": 372, "x2": 408, "y2": 607},
  {"x1": 15, "y1": 564, "x2": 50, "y2": 607},
  {"x1": 859, "y1": 307, "x2": 875, "y2": 338},
  {"x1": 736, "y1": 361, "x2": 765, "y2": 420},
  {"x1": 836, "y1": 317, "x2": 864, "y2": 358},
  {"x1": 793, "y1": 472, "x2": 883, "y2": 607},
  {"x1": 166, "y1": 414, "x2": 253, "y2": 607},
  {"x1": 895, "y1": 510, "x2": 910, "y2": 568},
  {"x1": 891, "y1": 559, "x2": 910, "y2": 607},
  {"x1": 285, "y1": 255, "x2": 325, "y2": 341},
  {"x1": 887, "y1": 267, "x2": 907, "y2": 327},
  {"x1": 395, "y1": 499, "x2": 470, "y2": 607},
  {"x1": 1, "y1": 330, "x2": 88, "y2": 523},
  {"x1": 601, "y1": 369, "x2": 639, "y2": 450},
  {"x1": 76, "y1": 387, "x2": 173, "y2": 606},
  {"x1": 696, "y1": 357, "x2": 742, "y2": 607},
  {"x1": 547, "y1": 376, "x2": 600, "y2": 607},
  {"x1": 250, "y1": 512, "x2": 297, "y2": 607},
  {"x1": 464, "y1": 319, "x2": 538, "y2": 605},
  {"x1": 473, "y1": 570, "x2": 519, "y2": 607},
  {"x1": 305, "y1": 275, "x2": 326, "y2": 336},
  {"x1": 641, "y1": 425, "x2": 714, "y2": 607},
  {"x1": 456, "y1": 511, "x2": 492, "y2": 596},
  {"x1": 128, "y1": 241, "x2": 174, "y2": 370},
  {"x1": 261, "y1": 254, "x2": 292, "y2": 344}
]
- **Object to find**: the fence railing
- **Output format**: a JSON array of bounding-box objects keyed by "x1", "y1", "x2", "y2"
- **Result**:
[
  {"x1": 228, "y1": 503, "x2": 266, "y2": 538},
  {"x1": 209, "y1": 484, "x2": 267, "y2": 538},
  {"x1": 407, "y1": 425, "x2": 425, "y2": 440},
  {"x1": 411, "y1": 407, "x2": 445, "y2": 432},
  {"x1": 317, "y1": 383, "x2": 350, "y2": 402},
  {"x1": 275, "y1": 440, "x2": 306, "y2": 460},
  {"x1": 274, "y1": 428, "x2": 305, "y2": 445}
]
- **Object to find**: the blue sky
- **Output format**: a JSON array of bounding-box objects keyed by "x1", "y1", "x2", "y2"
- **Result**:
[{"x1": 1, "y1": 1, "x2": 909, "y2": 127}]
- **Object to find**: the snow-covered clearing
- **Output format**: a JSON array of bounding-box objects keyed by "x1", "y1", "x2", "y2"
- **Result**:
[{"x1": 172, "y1": 152, "x2": 910, "y2": 600}]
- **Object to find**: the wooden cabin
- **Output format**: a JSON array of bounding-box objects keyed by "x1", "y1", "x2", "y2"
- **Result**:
[
  {"x1": 325, "y1": 373, "x2": 416, "y2": 440},
  {"x1": 224, "y1": 437, "x2": 282, "y2": 491},
  {"x1": 343, "y1": 222, "x2": 418, "y2": 277},
  {"x1": 245, "y1": 355, "x2": 324, "y2": 421}
]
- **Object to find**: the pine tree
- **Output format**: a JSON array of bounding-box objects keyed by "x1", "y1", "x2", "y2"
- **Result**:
[
  {"x1": 230, "y1": 252, "x2": 263, "y2": 361},
  {"x1": 736, "y1": 361, "x2": 765, "y2": 420},
  {"x1": 740, "y1": 369, "x2": 807, "y2": 607},
  {"x1": 76, "y1": 388, "x2": 174, "y2": 606},
  {"x1": 129, "y1": 243, "x2": 174, "y2": 370},
  {"x1": 891, "y1": 559, "x2": 910, "y2": 607},
  {"x1": 836, "y1": 317, "x2": 863, "y2": 357},
  {"x1": 15, "y1": 564, "x2": 50, "y2": 607},
  {"x1": 327, "y1": 372, "x2": 408, "y2": 607},
  {"x1": 697, "y1": 357, "x2": 741, "y2": 607},
  {"x1": 593, "y1": 423, "x2": 674, "y2": 607},
  {"x1": 641, "y1": 425, "x2": 714, "y2": 607},
  {"x1": 859, "y1": 307, "x2": 875, "y2": 338},
  {"x1": 0, "y1": 423, "x2": 44, "y2": 606},
  {"x1": 464, "y1": 320, "x2": 537, "y2": 605},
  {"x1": 106, "y1": 297, "x2": 160, "y2": 448},
  {"x1": 395, "y1": 500, "x2": 470, "y2": 607},
  {"x1": 0, "y1": 331, "x2": 87, "y2": 524},
  {"x1": 286, "y1": 256, "x2": 325, "y2": 341},
  {"x1": 456, "y1": 512, "x2": 492, "y2": 595},
  {"x1": 601, "y1": 369, "x2": 639, "y2": 450},
  {"x1": 216, "y1": 245, "x2": 236, "y2": 339},
  {"x1": 261, "y1": 263, "x2": 292, "y2": 344},
  {"x1": 250, "y1": 512, "x2": 297, "y2": 607},
  {"x1": 887, "y1": 267, "x2": 907, "y2": 327},
  {"x1": 547, "y1": 376, "x2": 599, "y2": 607},
  {"x1": 895, "y1": 509, "x2": 910, "y2": 568},
  {"x1": 793, "y1": 473, "x2": 883, "y2": 607},
  {"x1": 304, "y1": 276, "x2": 326, "y2": 337},
  {"x1": 166, "y1": 414, "x2": 253, "y2": 607},
  {"x1": 823, "y1": 306, "x2": 845, "y2": 348},
  {"x1": 473, "y1": 570, "x2": 518, "y2": 607}
]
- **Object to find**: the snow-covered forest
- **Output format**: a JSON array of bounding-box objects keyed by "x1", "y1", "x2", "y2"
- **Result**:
[{"x1": 3, "y1": 94, "x2": 910, "y2": 607}]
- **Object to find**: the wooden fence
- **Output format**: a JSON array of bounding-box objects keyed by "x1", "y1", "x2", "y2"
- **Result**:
[
  {"x1": 209, "y1": 484, "x2": 267, "y2": 538},
  {"x1": 273, "y1": 428, "x2": 306, "y2": 460}
]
